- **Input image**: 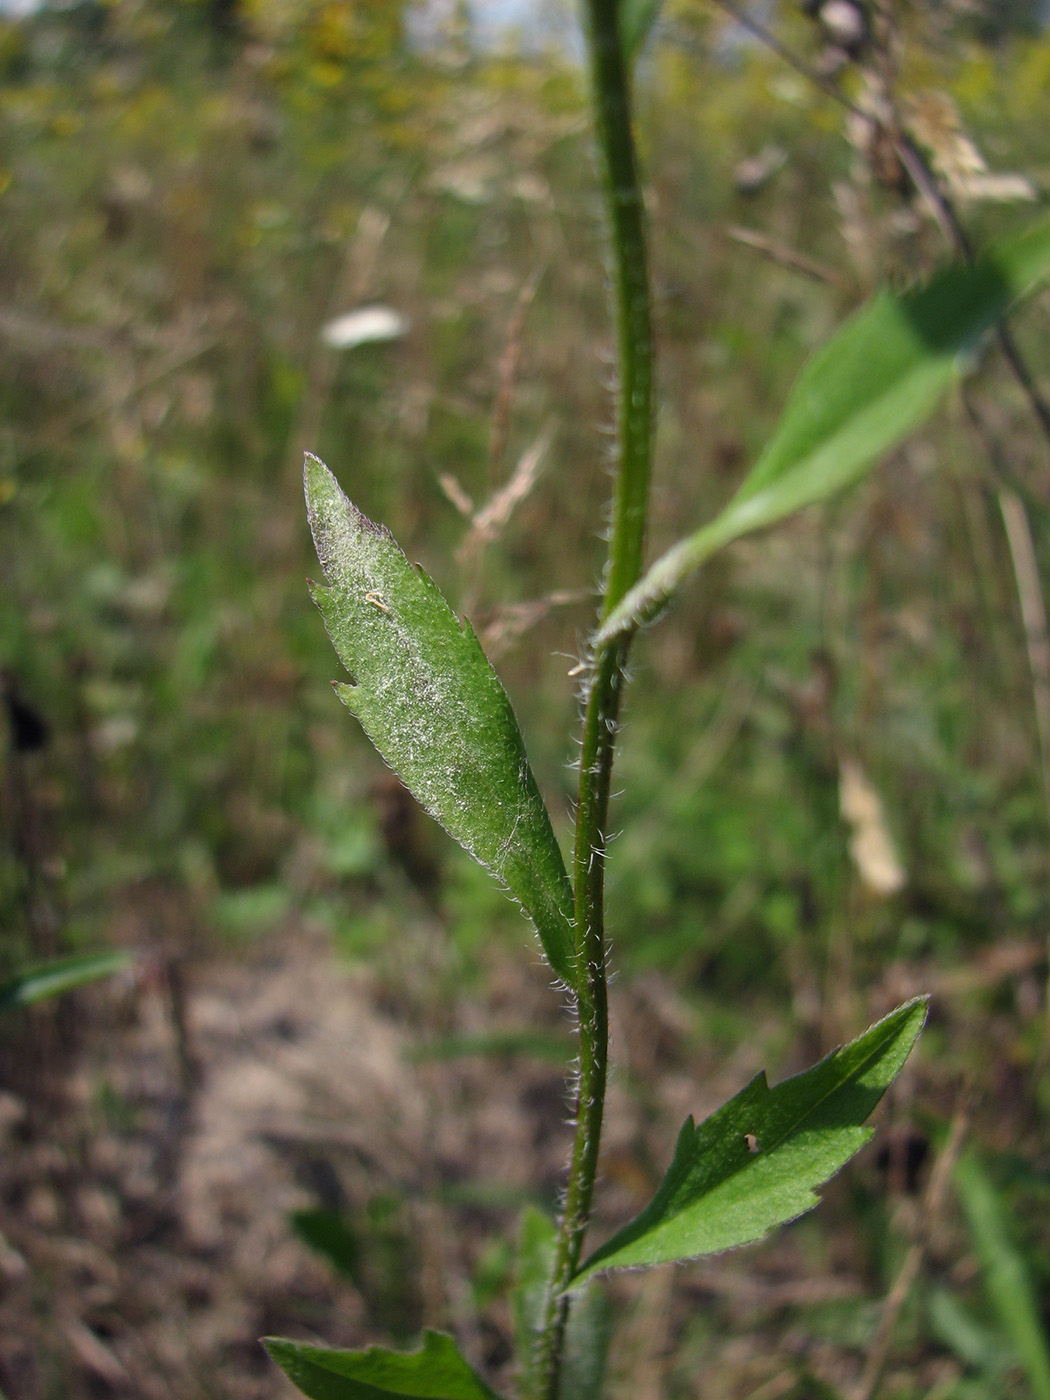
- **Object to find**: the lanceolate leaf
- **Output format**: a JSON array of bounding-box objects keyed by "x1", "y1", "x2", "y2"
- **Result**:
[
  {"x1": 305, "y1": 455, "x2": 576, "y2": 987},
  {"x1": 570, "y1": 997, "x2": 928, "y2": 1286},
  {"x1": 0, "y1": 951, "x2": 131, "y2": 1012},
  {"x1": 263, "y1": 1331, "x2": 504, "y2": 1400},
  {"x1": 598, "y1": 216, "x2": 1050, "y2": 644}
]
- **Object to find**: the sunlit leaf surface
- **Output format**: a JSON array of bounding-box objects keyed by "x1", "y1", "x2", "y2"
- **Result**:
[
  {"x1": 571, "y1": 998, "x2": 928, "y2": 1284},
  {"x1": 599, "y1": 217, "x2": 1050, "y2": 643},
  {"x1": 305, "y1": 454, "x2": 576, "y2": 987}
]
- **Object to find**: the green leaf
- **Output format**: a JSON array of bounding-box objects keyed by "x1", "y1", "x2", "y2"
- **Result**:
[
  {"x1": 305, "y1": 454, "x2": 575, "y2": 987},
  {"x1": 289, "y1": 1208, "x2": 360, "y2": 1281},
  {"x1": 557, "y1": 1278, "x2": 612, "y2": 1400},
  {"x1": 598, "y1": 216, "x2": 1050, "y2": 644},
  {"x1": 954, "y1": 1152, "x2": 1050, "y2": 1400},
  {"x1": 570, "y1": 997, "x2": 928, "y2": 1285},
  {"x1": 619, "y1": 0, "x2": 662, "y2": 62},
  {"x1": 928, "y1": 1287, "x2": 1018, "y2": 1377},
  {"x1": 513, "y1": 1207, "x2": 556, "y2": 1396},
  {"x1": 513, "y1": 1209, "x2": 611, "y2": 1400},
  {"x1": 0, "y1": 951, "x2": 131, "y2": 1012},
  {"x1": 264, "y1": 1331, "x2": 504, "y2": 1400}
]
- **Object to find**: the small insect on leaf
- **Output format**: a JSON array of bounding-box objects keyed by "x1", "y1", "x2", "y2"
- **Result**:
[{"x1": 304, "y1": 454, "x2": 577, "y2": 988}]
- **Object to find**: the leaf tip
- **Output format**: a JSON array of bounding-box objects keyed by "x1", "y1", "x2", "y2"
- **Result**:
[
  {"x1": 260, "y1": 1336, "x2": 293, "y2": 1366},
  {"x1": 303, "y1": 450, "x2": 333, "y2": 502},
  {"x1": 901, "y1": 992, "x2": 931, "y2": 1043},
  {"x1": 884, "y1": 992, "x2": 931, "y2": 1038}
]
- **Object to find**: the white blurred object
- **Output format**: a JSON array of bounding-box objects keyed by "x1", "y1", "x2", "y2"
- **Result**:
[
  {"x1": 321, "y1": 306, "x2": 408, "y2": 350},
  {"x1": 820, "y1": 0, "x2": 866, "y2": 49},
  {"x1": 840, "y1": 756, "x2": 906, "y2": 897}
]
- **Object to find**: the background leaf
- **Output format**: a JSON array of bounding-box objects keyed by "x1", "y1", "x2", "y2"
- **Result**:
[
  {"x1": 571, "y1": 997, "x2": 928, "y2": 1285},
  {"x1": 0, "y1": 952, "x2": 131, "y2": 1013},
  {"x1": 513, "y1": 1208, "x2": 611, "y2": 1400},
  {"x1": 954, "y1": 1152, "x2": 1050, "y2": 1400},
  {"x1": 928, "y1": 1287, "x2": 1020, "y2": 1378},
  {"x1": 263, "y1": 1330, "x2": 504, "y2": 1400},
  {"x1": 619, "y1": 0, "x2": 662, "y2": 63},
  {"x1": 513, "y1": 1207, "x2": 557, "y2": 1398},
  {"x1": 305, "y1": 454, "x2": 576, "y2": 987},
  {"x1": 598, "y1": 216, "x2": 1050, "y2": 643},
  {"x1": 288, "y1": 1208, "x2": 360, "y2": 1281}
]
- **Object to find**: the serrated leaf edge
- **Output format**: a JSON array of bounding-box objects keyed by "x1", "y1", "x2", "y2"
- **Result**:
[{"x1": 570, "y1": 996, "x2": 929, "y2": 1285}]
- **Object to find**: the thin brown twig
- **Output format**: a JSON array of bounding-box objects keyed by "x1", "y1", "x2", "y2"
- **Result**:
[
  {"x1": 457, "y1": 425, "x2": 554, "y2": 615},
  {"x1": 437, "y1": 472, "x2": 474, "y2": 517},
  {"x1": 489, "y1": 265, "x2": 544, "y2": 480},
  {"x1": 705, "y1": 0, "x2": 867, "y2": 121},
  {"x1": 995, "y1": 321, "x2": 1050, "y2": 451},
  {"x1": 726, "y1": 225, "x2": 850, "y2": 288},
  {"x1": 893, "y1": 133, "x2": 1050, "y2": 450},
  {"x1": 479, "y1": 588, "x2": 589, "y2": 659},
  {"x1": 465, "y1": 426, "x2": 554, "y2": 553}
]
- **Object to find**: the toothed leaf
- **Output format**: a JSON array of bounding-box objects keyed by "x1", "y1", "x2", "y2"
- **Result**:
[
  {"x1": 263, "y1": 1330, "x2": 504, "y2": 1400},
  {"x1": 304, "y1": 454, "x2": 576, "y2": 987},
  {"x1": 570, "y1": 998, "x2": 928, "y2": 1285}
]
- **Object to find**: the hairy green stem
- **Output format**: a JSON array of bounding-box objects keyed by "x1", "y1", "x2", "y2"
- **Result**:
[{"x1": 533, "y1": 0, "x2": 654, "y2": 1394}]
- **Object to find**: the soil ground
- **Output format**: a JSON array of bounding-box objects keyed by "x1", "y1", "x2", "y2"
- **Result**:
[{"x1": 0, "y1": 923, "x2": 960, "y2": 1400}]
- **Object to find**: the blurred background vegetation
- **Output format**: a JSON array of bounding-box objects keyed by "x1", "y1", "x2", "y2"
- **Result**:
[{"x1": 3, "y1": 0, "x2": 1050, "y2": 1396}]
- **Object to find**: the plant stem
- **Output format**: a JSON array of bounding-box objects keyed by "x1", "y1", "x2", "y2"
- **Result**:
[{"x1": 533, "y1": 1, "x2": 654, "y2": 1394}]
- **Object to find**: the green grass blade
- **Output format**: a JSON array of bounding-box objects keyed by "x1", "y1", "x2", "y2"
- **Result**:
[
  {"x1": 619, "y1": 0, "x2": 662, "y2": 62},
  {"x1": 955, "y1": 1153, "x2": 1050, "y2": 1400},
  {"x1": 570, "y1": 998, "x2": 928, "y2": 1285},
  {"x1": 928, "y1": 1287, "x2": 1019, "y2": 1377},
  {"x1": 405, "y1": 1029, "x2": 573, "y2": 1065},
  {"x1": 304, "y1": 454, "x2": 576, "y2": 988},
  {"x1": 263, "y1": 1331, "x2": 504, "y2": 1400},
  {"x1": 0, "y1": 951, "x2": 131, "y2": 1012},
  {"x1": 598, "y1": 216, "x2": 1050, "y2": 644}
]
